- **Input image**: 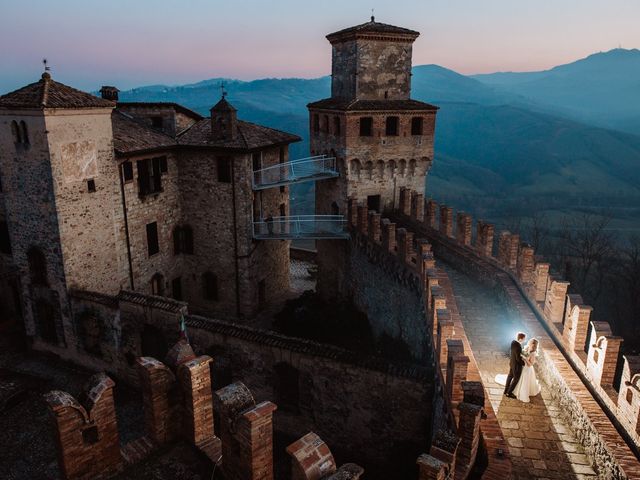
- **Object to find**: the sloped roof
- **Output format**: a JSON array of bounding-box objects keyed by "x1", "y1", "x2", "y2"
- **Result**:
[
  {"x1": 117, "y1": 102, "x2": 203, "y2": 120},
  {"x1": 211, "y1": 97, "x2": 237, "y2": 112},
  {"x1": 0, "y1": 73, "x2": 115, "y2": 110},
  {"x1": 308, "y1": 98, "x2": 438, "y2": 112},
  {"x1": 178, "y1": 118, "x2": 300, "y2": 150},
  {"x1": 111, "y1": 111, "x2": 177, "y2": 155},
  {"x1": 327, "y1": 18, "x2": 419, "y2": 42}
]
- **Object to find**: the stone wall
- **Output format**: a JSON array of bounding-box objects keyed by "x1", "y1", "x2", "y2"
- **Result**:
[
  {"x1": 348, "y1": 232, "x2": 429, "y2": 360},
  {"x1": 186, "y1": 314, "x2": 433, "y2": 479},
  {"x1": 396, "y1": 191, "x2": 640, "y2": 479}
]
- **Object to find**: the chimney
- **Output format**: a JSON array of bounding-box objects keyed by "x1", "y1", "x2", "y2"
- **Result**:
[{"x1": 100, "y1": 86, "x2": 119, "y2": 102}]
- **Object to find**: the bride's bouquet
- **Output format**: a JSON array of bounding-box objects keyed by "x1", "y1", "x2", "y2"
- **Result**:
[{"x1": 520, "y1": 349, "x2": 530, "y2": 362}]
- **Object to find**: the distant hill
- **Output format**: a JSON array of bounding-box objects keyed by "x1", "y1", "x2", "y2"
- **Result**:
[
  {"x1": 116, "y1": 59, "x2": 640, "y2": 232},
  {"x1": 471, "y1": 49, "x2": 640, "y2": 134}
]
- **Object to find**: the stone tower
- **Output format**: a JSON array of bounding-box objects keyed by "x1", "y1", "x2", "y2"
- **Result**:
[
  {"x1": 0, "y1": 72, "x2": 126, "y2": 350},
  {"x1": 308, "y1": 18, "x2": 438, "y2": 299}
]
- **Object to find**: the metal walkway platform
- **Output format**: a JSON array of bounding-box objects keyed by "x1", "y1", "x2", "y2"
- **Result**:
[
  {"x1": 252, "y1": 155, "x2": 338, "y2": 190},
  {"x1": 253, "y1": 215, "x2": 349, "y2": 240}
]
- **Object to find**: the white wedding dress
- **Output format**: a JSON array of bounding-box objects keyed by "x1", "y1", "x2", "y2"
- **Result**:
[{"x1": 513, "y1": 350, "x2": 541, "y2": 403}]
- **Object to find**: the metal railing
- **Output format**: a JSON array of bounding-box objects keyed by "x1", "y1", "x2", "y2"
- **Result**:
[
  {"x1": 252, "y1": 155, "x2": 338, "y2": 190},
  {"x1": 253, "y1": 215, "x2": 349, "y2": 240}
]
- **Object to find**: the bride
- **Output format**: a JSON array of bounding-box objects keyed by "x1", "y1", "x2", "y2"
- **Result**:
[{"x1": 513, "y1": 338, "x2": 542, "y2": 403}]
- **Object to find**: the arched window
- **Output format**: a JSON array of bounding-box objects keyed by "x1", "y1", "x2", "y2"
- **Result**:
[
  {"x1": 627, "y1": 388, "x2": 633, "y2": 404},
  {"x1": 151, "y1": 273, "x2": 165, "y2": 296},
  {"x1": 385, "y1": 116, "x2": 399, "y2": 136},
  {"x1": 27, "y1": 247, "x2": 47, "y2": 286},
  {"x1": 173, "y1": 225, "x2": 194, "y2": 255},
  {"x1": 350, "y1": 159, "x2": 361, "y2": 179},
  {"x1": 10, "y1": 121, "x2": 21, "y2": 143},
  {"x1": 202, "y1": 272, "x2": 218, "y2": 301},
  {"x1": 365, "y1": 161, "x2": 373, "y2": 180},
  {"x1": 409, "y1": 159, "x2": 417, "y2": 176},
  {"x1": 376, "y1": 160, "x2": 385, "y2": 179},
  {"x1": 20, "y1": 121, "x2": 29, "y2": 144},
  {"x1": 398, "y1": 159, "x2": 406, "y2": 176},
  {"x1": 333, "y1": 116, "x2": 341, "y2": 135},
  {"x1": 387, "y1": 160, "x2": 397, "y2": 178}
]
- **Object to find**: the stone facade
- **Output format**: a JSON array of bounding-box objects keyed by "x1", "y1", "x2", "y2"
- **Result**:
[
  {"x1": 0, "y1": 74, "x2": 299, "y2": 356},
  {"x1": 310, "y1": 19, "x2": 438, "y2": 301}
]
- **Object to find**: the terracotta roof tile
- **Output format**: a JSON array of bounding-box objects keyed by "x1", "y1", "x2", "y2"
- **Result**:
[
  {"x1": 111, "y1": 111, "x2": 177, "y2": 155},
  {"x1": 327, "y1": 19, "x2": 419, "y2": 42},
  {"x1": 0, "y1": 73, "x2": 114, "y2": 110},
  {"x1": 178, "y1": 118, "x2": 300, "y2": 150},
  {"x1": 308, "y1": 98, "x2": 438, "y2": 112}
]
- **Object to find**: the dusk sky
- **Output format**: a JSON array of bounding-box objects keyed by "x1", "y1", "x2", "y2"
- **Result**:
[{"x1": 1, "y1": 0, "x2": 639, "y2": 92}]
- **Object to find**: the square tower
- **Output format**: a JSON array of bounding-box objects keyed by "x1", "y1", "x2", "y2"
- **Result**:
[
  {"x1": 309, "y1": 18, "x2": 438, "y2": 218},
  {"x1": 308, "y1": 18, "x2": 439, "y2": 299}
]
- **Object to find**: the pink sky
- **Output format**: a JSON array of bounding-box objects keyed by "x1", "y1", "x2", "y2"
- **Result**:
[{"x1": 2, "y1": 0, "x2": 639, "y2": 91}]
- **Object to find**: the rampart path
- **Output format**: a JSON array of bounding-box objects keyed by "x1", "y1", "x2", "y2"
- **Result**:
[{"x1": 443, "y1": 264, "x2": 598, "y2": 479}]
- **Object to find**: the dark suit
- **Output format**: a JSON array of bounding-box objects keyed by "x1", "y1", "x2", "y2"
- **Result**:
[{"x1": 504, "y1": 340, "x2": 524, "y2": 395}]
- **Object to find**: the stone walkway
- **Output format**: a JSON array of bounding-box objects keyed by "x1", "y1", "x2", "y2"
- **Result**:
[{"x1": 444, "y1": 265, "x2": 598, "y2": 480}]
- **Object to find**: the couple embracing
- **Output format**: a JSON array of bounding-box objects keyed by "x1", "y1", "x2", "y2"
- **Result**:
[{"x1": 503, "y1": 332, "x2": 541, "y2": 403}]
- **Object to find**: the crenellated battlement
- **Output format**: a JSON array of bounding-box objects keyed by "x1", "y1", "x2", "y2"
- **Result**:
[
  {"x1": 45, "y1": 347, "x2": 364, "y2": 480},
  {"x1": 347, "y1": 195, "x2": 512, "y2": 479},
  {"x1": 392, "y1": 189, "x2": 640, "y2": 479}
]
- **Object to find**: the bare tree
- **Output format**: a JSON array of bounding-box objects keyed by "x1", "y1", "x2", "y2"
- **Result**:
[{"x1": 560, "y1": 213, "x2": 614, "y2": 300}]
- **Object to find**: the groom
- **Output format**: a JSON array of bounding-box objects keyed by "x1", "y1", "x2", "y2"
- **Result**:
[{"x1": 504, "y1": 332, "x2": 526, "y2": 399}]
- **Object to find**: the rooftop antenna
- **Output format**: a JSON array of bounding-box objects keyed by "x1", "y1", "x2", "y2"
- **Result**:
[
  {"x1": 371, "y1": 8, "x2": 375, "y2": 22},
  {"x1": 42, "y1": 58, "x2": 50, "y2": 72},
  {"x1": 220, "y1": 81, "x2": 227, "y2": 99}
]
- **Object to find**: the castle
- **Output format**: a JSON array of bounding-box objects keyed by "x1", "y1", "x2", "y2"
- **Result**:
[{"x1": 2, "y1": 17, "x2": 640, "y2": 480}]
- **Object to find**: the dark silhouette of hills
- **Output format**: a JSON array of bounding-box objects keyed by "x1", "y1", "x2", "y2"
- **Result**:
[
  {"x1": 115, "y1": 54, "x2": 640, "y2": 231},
  {"x1": 471, "y1": 49, "x2": 640, "y2": 134}
]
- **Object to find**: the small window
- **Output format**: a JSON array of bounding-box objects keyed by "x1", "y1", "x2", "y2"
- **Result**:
[
  {"x1": 313, "y1": 114, "x2": 320, "y2": 134},
  {"x1": 333, "y1": 116, "x2": 341, "y2": 135},
  {"x1": 151, "y1": 273, "x2": 164, "y2": 296},
  {"x1": 593, "y1": 349, "x2": 599, "y2": 364},
  {"x1": 173, "y1": 225, "x2": 194, "y2": 255},
  {"x1": 20, "y1": 121, "x2": 29, "y2": 144},
  {"x1": 137, "y1": 158, "x2": 162, "y2": 196},
  {"x1": 172, "y1": 277, "x2": 183, "y2": 301},
  {"x1": 122, "y1": 161, "x2": 133, "y2": 182},
  {"x1": 385, "y1": 116, "x2": 399, "y2": 136},
  {"x1": 252, "y1": 152, "x2": 262, "y2": 171},
  {"x1": 28, "y1": 247, "x2": 47, "y2": 286},
  {"x1": 151, "y1": 116, "x2": 163, "y2": 129},
  {"x1": 146, "y1": 222, "x2": 159, "y2": 256},
  {"x1": 203, "y1": 272, "x2": 218, "y2": 301},
  {"x1": 158, "y1": 156, "x2": 168, "y2": 173},
  {"x1": 217, "y1": 157, "x2": 232, "y2": 183},
  {"x1": 0, "y1": 221, "x2": 11, "y2": 254},
  {"x1": 627, "y1": 388, "x2": 633, "y2": 404},
  {"x1": 411, "y1": 117, "x2": 424, "y2": 135},
  {"x1": 87, "y1": 179, "x2": 96, "y2": 193},
  {"x1": 82, "y1": 426, "x2": 99, "y2": 445},
  {"x1": 10, "y1": 121, "x2": 20, "y2": 143},
  {"x1": 279, "y1": 147, "x2": 285, "y2": 164},
  {"x1": 279, "y1": 203, "x2": 286, "y2": 217},
  {"x1": 359, "y1": 117, "x2": 373, "y2": 136}
]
